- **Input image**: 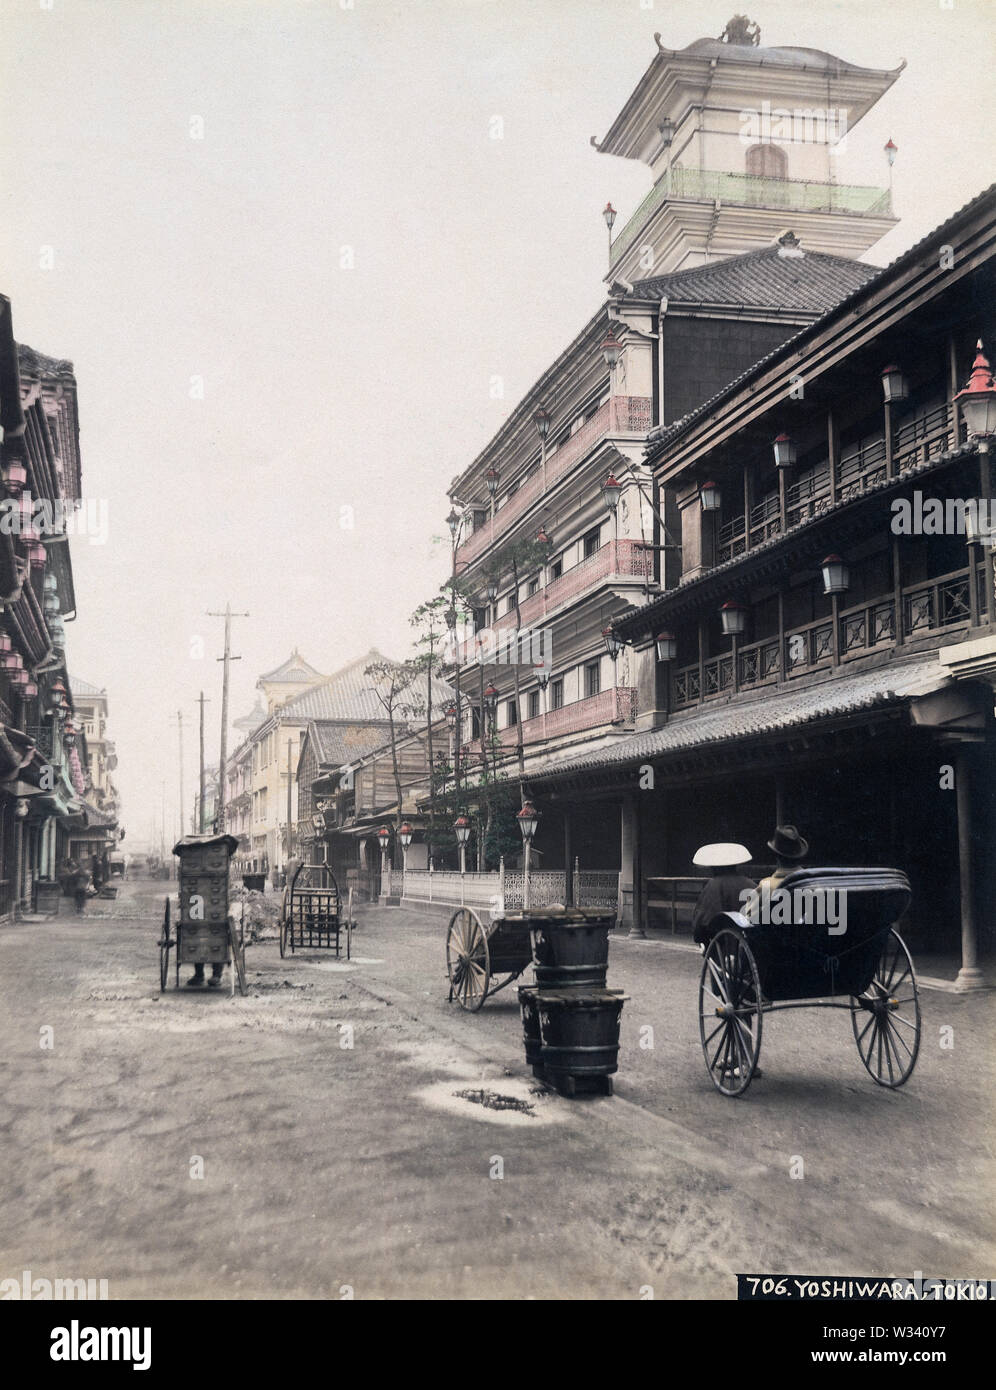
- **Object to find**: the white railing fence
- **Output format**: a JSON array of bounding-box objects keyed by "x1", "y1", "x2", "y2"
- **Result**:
[{"x1": 388, "y1": 860, "x2": 620, "y2": 914}]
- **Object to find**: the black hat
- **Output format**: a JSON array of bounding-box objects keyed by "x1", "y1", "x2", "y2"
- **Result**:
[{"x1": 767, "y1": 824, "x2": 808, "y2": 859}]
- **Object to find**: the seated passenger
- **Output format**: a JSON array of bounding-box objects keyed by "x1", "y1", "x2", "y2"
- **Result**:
[{"x1": 691, "y1": 843, "x2": 756, "y2": 946}]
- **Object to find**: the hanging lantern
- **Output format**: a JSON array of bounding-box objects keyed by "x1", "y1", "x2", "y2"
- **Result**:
[
  {"x1": 602, "y1": 626, "x2": 622, "y2": 660},
  {"x1": 14, "y1": 797, "x2": 28, "y2": 819},
  {"x1": 600, "y1": 329, "x2": 622, "y2": 370},
  {"x1": 10, "y1": 670, "x2": 30, "y2": 689},
  {"x1": 516, "y1": 801, "x2": 539, "y2": 844},
  {"x1": 820, "y1": 554, "x2": 850, "y2": 595},
  {"x1": 0, "y1": 634, "x2": 10, "y2": 654},
  {"x1": 602, "y1": 202, "x2": 617, "y2": 234},
  {"x1": 445, "y1": 702, "x2": 457, "y2": 729},
  {"x1": 485, "y1": 467, "x2": 500, "y2": 497},
  {"x1": 23, "y1": 682, "x2": 37, "y2": 699},
  {"x1": 533, "y1": 408, "x2": 551, "y2": 441},
  {"x1": 533, "y1": 664, "x2": 551, "y2": 691},
  {"x1": 3, "y1": 461, "x2": 27, "y2": 496},
  {"x1": 446, "y1": 507, "x2": 461, "y2": 539},
  {"x1": 773, "y1": 434, "x2": 797, "y2": 469},
  {"x1": 484, "y1": 576, "x2": 499, "y2": 604},
  {"x1": 453, "y1": 815, "x2": 471, "y2": 846},
  {"x1": 28, "y1": 542, "x2": 47, "y2": 569},
  {"x1": 699, "y1": 480, "x2": 721, "y2": 512},
  {"x1": 658, "y1": 117, "x2": 676, "y2": 148},
  {"x1": 376, "y1": 826, "x2": 390, "y2": 849},
  {"x1": 881, "y1": 364, "x2": 908, "y2": 403},
  {"x1": 600, "y1": 474, "x2": 623, "y2": 513},
  {"x1": 1, "y1": 651, "x2": 24, "y2": 672},
  {"x1": 655, "y1": 631, "x2": 677, "y2": 662},
  {"x1": 954, "y1": 341, "x2": 996, "y2": 440},
  {"x1": 483, "y1": 682, "x2": 499, "y2": 716},
  {"x1": 399, "y1": 821, "x2": 414, "y2": 849},
  {"x1": 720, "y1": 601, "x2": 747, "y2": 636}
]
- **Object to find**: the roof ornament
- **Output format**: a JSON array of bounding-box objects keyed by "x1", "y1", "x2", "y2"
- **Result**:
[
  {"x1": 776, "y1": 230, "x2": 804, "y2": 259},
  {"x1": 718, "y1": 15, "x2": 761, "y2": 46}
]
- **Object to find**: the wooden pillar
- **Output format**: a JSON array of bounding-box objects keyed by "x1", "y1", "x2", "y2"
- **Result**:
[
  {"x1": 563, "y1": 810, "x2": 574, "y2": 905},
  {"x1": 827, "y1": 407, "x2": 839, "y2": 506},
  {"x1": 742, "y1": 464, "x2": 751, "y2": 552},
  {"x1": 955, "y1": 745, "x2": 984, "y2": 990},
  {"x1": 884, "y1": 401, "x2": 895, "y2": 478},
  {"x1": 775, "y1": 772, "x2": 785, "y2": 826},
  {"x1": 892, "y1": 536, "x2": 904, "y2": 645},
  {"x1": 777, "y1": 468, "x2": 787, "y2": 532},
  {"x1": 980, "y1": 449, "x2": 995, "y2": 626},
  {"x1": 697, "y1": 616, "x2": 707, "y2": 704},
  {"x1": 620, "y1": 793, "x2": 641, "y2": 936}
]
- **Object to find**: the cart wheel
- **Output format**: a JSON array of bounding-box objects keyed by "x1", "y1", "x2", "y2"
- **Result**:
[
  {"x1": 446, "y1": 908, "x2": 490, "y2": 1011},
  {"x1": 159, "y1": 898, "x2": 171, "y2": 991},
  {"x1": 699, "y1": 926, "x2": 763, "y2": 1097},
  {"x1": 851, "y1": 928, "x2": 920, "y2": 1088},
  {"x1": 279, "y1": 913, "x2": 289, "y2": 959}
]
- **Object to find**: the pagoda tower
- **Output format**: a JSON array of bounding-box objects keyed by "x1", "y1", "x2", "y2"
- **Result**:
[{"x1": 595, "y1": 16, "x2": 903, "y2": 278}]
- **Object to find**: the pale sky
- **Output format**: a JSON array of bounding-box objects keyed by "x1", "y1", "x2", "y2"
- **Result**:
[{"x1": 0, "y1": 0, "x2": 992, "y2": 845}]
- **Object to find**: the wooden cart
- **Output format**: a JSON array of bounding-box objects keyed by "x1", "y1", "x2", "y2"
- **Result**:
[
  {"x1": 158, "y1": 833, "x2": 247, "y2": 997},
  {"x1": 279, "y1": 861, "x2": 351, "y2": 960},
  {"x1": 699, "y1": 867, "x2": 920, "y2": 1096}
]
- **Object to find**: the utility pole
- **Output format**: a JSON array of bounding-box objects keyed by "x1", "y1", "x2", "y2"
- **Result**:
[
  {"x1": 175, "y1": 710, "x2": 184, "y2": 839},
  {"x1": 208, "y1": 603, "x2": 249, "y2": 835},
  {"x1": 196, "y1": 691, "x2": 209, "y2": 832},
  {"x1": 286, "y1": 737, "x2": 293, "y2": 868}
]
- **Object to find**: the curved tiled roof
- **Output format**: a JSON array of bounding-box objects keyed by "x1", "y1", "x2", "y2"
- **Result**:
[
  {"x1": 630, "y1": 243, "x2": 879, "y2": 315},
  {"x1": 645, "y1": 183, "x2": 996, "y2": 459},
  {"x1": 676, "y1": 37, "x2": 901, "y2": 76}
]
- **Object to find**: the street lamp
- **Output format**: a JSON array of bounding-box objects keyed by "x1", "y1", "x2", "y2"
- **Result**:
[
  {"x1": 602, "y1": 626, "x2": 622, "y2": 660},
  {"x1": 446, "y1": 507, "x2": 462, "y2": 540},
  {"x1": 720, "y1": 601, "x2": 747, "y2": 637},
  {"x1": 399, "y1": 820, "x2": 413, "y2": 894},
  {"x1": 485, "y1": 575, "x2": 499, "y2": 604},
  {"x1": 820, "y1": 554, "x2": 850, "y2": 596},
  {"x1": 881, "y1": 364, "x2": 908, "y2": 404},
  {"x1": 485, "y1": 467, "x2": 500, "y2": 498},
  {"x1": 699, "y1": 480, "x2": 721, "y2": 512},
  {"x1": 601, "y1": 473, "x2": 623, "y2": 515},
  {"x1": 954, "y1": 341, "x2": 996, "y2": 445},
  {"x1": 603, "y1": 201, "x2": 617, "y2": 257},
  {"x1": 445, "y1": 702, "x2": 457, "y2": 729},
  {"x1": 377, "y1": 824, "x2": 391, "y2": 891},
  {"x1": 773, "y1": 434, "x2": 797, "y2": 469},
  {"x1": 483, "y1": 682, "x2": 499, "y2": 722},
  {"x1": 453, "y1": 814, "x2": 471, "y2": 876},
  {"x1": 533, "y1": 408, "x2": 551, "y2": 442},
  {"x1": 655, "y1": 631, "x2": 677, "y2": 662},
  {"x1": 517, "y1": 800, "x2": 539, "y2": 909},
  {"x1": 600, "y1": 329, "x2": 622, "y2": 371},
  {"x1": 658, "y1": 116, "x2": 676, "y2": 149}
]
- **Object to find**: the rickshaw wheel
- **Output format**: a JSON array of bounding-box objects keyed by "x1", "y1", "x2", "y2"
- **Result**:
[
  {"x1": 159, "y1": 898, "x2": 171, "y2": 991},
  {"x1": 699, "y1": 926, "x2": 763, "y2": 1097},
  {"x1": 229, "y1": 917, "x2": 249, "y2": 998},
  {"x1": 851, "y1": 928, "x2": 920, "y2": 1088},
  {"x1": 279, "y1": 899, "x2": 289, "y2": 958},
  {"x1": 446, "y1": 908, "x2": 490, "y2": 1011}
]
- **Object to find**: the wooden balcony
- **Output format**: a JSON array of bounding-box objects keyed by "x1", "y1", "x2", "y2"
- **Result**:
[
  {"x1": 454, "y1": 540, "x2": 653, "y2": 664},
  {"x1": 469, "y1": 686, "x2": 637, "y2": 751},
  {"x1": 455, "y1": 396, "x2": 652, "y2": 566},
  {"x1": 715, "y1": 401, "x2": 959, "y2": 566},
  {"x1": 672, "y1": 564, "x2": 981, "y2": 710}
]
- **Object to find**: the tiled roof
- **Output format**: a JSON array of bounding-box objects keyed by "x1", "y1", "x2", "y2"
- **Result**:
[
  {"x1": 70, "y1": 677, "x2": 105, "y2": 696},
  {"x1": 279, "y1": 650, "x2": 453, "y2": 724},
  {"x1": 306, "y1": 720, "x2": 392, "y2": 769},
  {"x1": 629, "y1": 243, "x2": 879, "y2": 314},
  {"x1": 525, "y1": 656, "x2": 949, "y2": 783},
  {"x1": 675, "y1": 37, "x2": 899, "y2": 75},
  {"x1": 258, "y1": 649, "x2": 324, "y2": 683},
  {"x1": 645, "y1": 183, "x2": 996, "y2": 458}
]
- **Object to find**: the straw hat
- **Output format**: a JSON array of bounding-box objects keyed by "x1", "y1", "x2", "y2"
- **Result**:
[{"x1": 692, "y1": 842, "x2": 752, "y2": 868}]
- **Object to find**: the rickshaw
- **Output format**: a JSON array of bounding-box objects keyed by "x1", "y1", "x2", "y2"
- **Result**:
[
  {"x1": 279, "y1": 861, "x2": 351, "y2": 959},
  {"x1": 158, "y1": 833, "x2": 248, "y2": 997},
  {"x1": 699, "y1": 867, "x2": 921, "y2": 1096}
]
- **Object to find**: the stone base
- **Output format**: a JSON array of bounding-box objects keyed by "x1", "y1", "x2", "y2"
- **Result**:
[{"x1": 954, "y1": 965, "x2": 987, "y2": 991}]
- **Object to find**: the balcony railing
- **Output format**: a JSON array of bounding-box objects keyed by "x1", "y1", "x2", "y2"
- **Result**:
[
  {"x1": 468, "y1": 686, "x2": 637, "y2": 750},
  {"x1": 715, "y1": 402, "x2": 960, "y2": 566},
  {"x1": 455, "y1": 396, "x2": 652, "y2": 566},
  {"x1": 672, "y1": 565, "x2": 978, "y2": 710},
  {"x1": 611, "y1": 167, "x2": 892, "y2": 265},
  {"x1": 454, "y1": 540, "x2": 653, "y2": 663}
]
